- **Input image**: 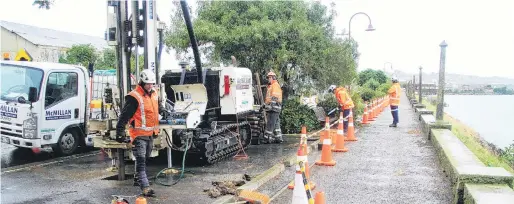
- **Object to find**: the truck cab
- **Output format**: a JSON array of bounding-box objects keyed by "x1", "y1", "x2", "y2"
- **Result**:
[{"x1": 0, "y1": 61, "x2": 90, "y2": 155}]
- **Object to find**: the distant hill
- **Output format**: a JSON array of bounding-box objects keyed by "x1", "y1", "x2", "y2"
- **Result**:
[{"x1": 390, "y1": 70, "x2": 514, "y2": 87}]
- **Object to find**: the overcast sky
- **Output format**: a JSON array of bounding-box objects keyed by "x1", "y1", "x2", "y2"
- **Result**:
[{"x1": 1, "y1": 0, "x2": 513, "y2": 79}]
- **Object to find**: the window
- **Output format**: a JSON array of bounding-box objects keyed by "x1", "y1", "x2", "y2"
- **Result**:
[
  {"x1": 0, "y1": 64, "x2": 43, "y2": 103},
  {"x1": 45, "y1": 72, "x2": 78, "y2": 108}
]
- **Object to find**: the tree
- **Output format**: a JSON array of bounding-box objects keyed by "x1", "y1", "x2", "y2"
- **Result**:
[
  {"x1": 166, "y1": 1, "x2": 358, "y2": 99},
  {"x1": 357, "y1": 69, "x2": 388, "y2": 86},
  {"x1": 33, "y1": 0, "x2": 53, "y2": 9},
  {"x1": 59, "y1": 44, "x2": 98, "y2": 67},
  {"x1": 95, "y1": 48, "x2": 117, "y2": 70}
]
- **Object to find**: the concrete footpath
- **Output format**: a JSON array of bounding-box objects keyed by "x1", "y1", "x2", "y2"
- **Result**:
[
  {"x1": 0, "y1": 137, "x2": 307, "y2": 204},
  {"x1": 272, "y1": 94, "x2": 453, "y2": 204}
]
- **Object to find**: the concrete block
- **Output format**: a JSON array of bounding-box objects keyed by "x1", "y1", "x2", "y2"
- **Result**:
[
  {"x1": 430, "y1": 129, "x2": 514, "y2": 204},
  {"x1": 420, "y1": 115, "x2": 451, "y2": 140},
  {"x1": 414, "y1": 104, "x2": 426, "y2": 109},
  {"x1": 464, "y1": 183, "x2": 514, "y2": 204},
  {"x1": 457, "y1": 166, "x2": 514, "y2": 192},
  {"x1": 415, "y1": 108, "x2": 434, "y2": 121}
]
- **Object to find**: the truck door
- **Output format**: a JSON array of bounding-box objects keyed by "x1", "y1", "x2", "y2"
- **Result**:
[{"x1": 42, "y1": 71, "x2": 81, "y2": 154}]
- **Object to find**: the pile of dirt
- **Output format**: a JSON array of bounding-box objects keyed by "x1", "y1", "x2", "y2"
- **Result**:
[{"x1": 204, "y1": 174, "x2": 251, "y2": 198}]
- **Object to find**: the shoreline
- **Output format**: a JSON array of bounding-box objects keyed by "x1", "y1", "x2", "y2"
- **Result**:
[{"x1": 420, "y1": 98, "x2": 514, "y2": 173}]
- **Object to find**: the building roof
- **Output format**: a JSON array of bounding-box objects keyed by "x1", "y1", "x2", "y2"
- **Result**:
[
  {"x1": 1, "y1": 20, "x2": 108, "y2": 51},
  {"x1": 1, "y1": 60, "x2": 88, "y2": 73}
]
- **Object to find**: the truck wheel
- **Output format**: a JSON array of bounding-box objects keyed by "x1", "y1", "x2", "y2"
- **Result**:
[{"x1": 54, "y1": 129, "x2": 79, "y2": 156}]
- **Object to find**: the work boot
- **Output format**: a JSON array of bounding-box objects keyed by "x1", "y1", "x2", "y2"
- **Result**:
[
  {"x1": 133, "y1": 176, "x2": 153, "y2": 186},
  {"x1": 273, "y1": 136, "x2": 283, "y2": 143},
  {"x1": 141, "y1": 187, "x2": 156, "y2": 197},
  {"x1": 389, "y1": 123, "x2": 397, "y2": 128}
]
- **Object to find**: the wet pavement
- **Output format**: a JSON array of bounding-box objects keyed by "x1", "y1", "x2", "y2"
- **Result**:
[
  {"x1": 1, "y1": 136, "x2": 305, "y2": 204},
  {"x1": 271, "y1": 94, "x2": 453, "y2": 204},
  {"x1": 1, "y1": 142, "x2": 96, "y2": 169}
]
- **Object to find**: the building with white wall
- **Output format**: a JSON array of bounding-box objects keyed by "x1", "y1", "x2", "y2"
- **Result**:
[{"x1": 1, "y1": 20, "x2": 107, "y2": 62}]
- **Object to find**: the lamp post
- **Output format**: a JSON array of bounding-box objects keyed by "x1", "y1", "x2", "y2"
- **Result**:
[
  {"x1": 384, "y1": 62, "x2": 393, "y2": 76},
  {"x1": 348, "y1": 12, "x2": 375, "y2": 39}
]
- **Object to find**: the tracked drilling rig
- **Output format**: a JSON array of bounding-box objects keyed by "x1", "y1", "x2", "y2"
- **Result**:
[{"x1": 90, "y1": 0, "x2": 268, "y2": 179}]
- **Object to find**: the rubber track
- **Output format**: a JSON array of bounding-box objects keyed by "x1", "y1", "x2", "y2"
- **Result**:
[{"x1": 204, "y1": 110, "x2": 264, "y2": 164}]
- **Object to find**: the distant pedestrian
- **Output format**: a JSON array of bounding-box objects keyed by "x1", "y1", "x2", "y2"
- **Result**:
[
  {"x1": 328, "y1": 85, "x2": 354, "y2": 132},
  {"x1": 388, "y1": 77, "x2": 401, "y2": 127}
]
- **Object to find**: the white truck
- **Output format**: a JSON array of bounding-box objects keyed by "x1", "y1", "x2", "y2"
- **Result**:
[{"x1": 0, "y1": 60, "x2": 90, "y2": 155}]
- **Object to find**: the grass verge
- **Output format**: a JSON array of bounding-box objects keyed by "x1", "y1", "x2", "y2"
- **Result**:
[{"x1": 419, "y1": 98, "x2": 514, "y2": 174}]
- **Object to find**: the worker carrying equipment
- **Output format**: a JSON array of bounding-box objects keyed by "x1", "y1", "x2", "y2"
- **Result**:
[
  {"x1": 388, "y1": 77, "x2": 401, "y2": 127},
  {"x1": 263, "y1": 70, "x2": 283, "y2": 143},
  {"x1": 116, "y1": 69, "x2": 164, "y2": 197},
  {"x1": 328, "y1": 85, "x2": 354, "y2": 132}
]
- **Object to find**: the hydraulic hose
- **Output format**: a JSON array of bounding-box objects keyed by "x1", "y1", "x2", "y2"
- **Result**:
[{"x1": 154, "y1": 137, "x2": 194, "y2": 186}]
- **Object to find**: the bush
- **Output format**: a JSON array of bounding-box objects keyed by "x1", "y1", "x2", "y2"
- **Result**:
[
  {"x1": 500, "y1": 143, "x2": 514, "y2": 168},
  {"x1": 350, "y1": 91, "x2": 364, "y2": 117},
  {"x1": 359, "y1": 86, "x2": 375, "y2": 102},
  {"x1": 317, "y1": 94, "x2": 338, "y2": 114},
  {"x1": 279, "y1": 97, "x2": 322, "y2": 134},
  {"x1": 364, "y1": 78, "x2": 380, "y2": 91},
  {"x1": 377, "y1": 82, "x2": 391, "y2": 95}
]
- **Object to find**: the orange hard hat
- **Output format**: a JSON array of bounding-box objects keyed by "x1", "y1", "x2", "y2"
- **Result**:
[{"x1": 267, "y1": 71, "x2": 276, "y2": 77}]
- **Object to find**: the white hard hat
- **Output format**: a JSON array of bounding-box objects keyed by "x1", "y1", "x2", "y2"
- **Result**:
[
  {"x1": 328, "y1": 85, "x2": 337, "y2": 92},
  {"x1": 391, "y1": 76, "x2": 398, "y2": 82},
  {"x1": 140, "y1": 69, "x2": 156, "y2": 84}
]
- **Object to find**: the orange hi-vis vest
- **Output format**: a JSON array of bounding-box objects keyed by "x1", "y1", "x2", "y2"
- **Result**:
[
  {"x1": 335, "y1": 87, "x2": 354, "y2": 110},
  {"x1": 265, "y1": 80, "x2": 283, "y2": 104},
  {"x1": 128, "y1": 85, "x2": 159, "y2": 141},
  {"x1": 388, "y1": 83, "x2": 401, "y2": 106}
]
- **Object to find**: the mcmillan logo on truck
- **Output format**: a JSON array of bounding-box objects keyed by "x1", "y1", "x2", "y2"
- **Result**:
[
  {"x1": 46, "y1": 109, "x2": 72, "y2": 120},
  {"x1": 0, "y1": 105, "x2": 18, "y2": 118}
]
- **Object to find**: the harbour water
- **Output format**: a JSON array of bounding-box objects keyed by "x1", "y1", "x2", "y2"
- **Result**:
[{"x1": 442, "y1": 95, "x2": 514, "y2": 149}]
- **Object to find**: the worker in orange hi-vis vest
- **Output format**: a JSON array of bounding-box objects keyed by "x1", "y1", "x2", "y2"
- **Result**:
[
  {"x1": 262, "y1": 71, "x2": 283, "y2": 143},
  {"x1": 388, "y1": 77, "x2": 401, "y2": 127},
  {"x1": 116, "y1": 69, "x2": 166, "y2": 197},
  {"x1": 328, "y1": 85, "x2": 354, "y2": 132}
]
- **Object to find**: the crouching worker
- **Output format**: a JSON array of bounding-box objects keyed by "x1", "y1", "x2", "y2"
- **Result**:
[
  {"x1": 262, "y1": 71, "x2": 283, "y2": 143},
  {"x1": 328, "y1": 85, "x2": 354, "y2": 132},
  {"x1": 116, "y1": 69, "x2": 165, "y2": 197}
]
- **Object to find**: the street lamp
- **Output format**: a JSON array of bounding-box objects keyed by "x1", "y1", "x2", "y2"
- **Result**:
[{"x1": 348, "y1": 12, "x2": 375, "y2": 39}]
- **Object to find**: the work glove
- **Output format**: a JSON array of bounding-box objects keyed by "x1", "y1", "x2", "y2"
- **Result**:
[{"x1": 115, "y1": 131, "x2": 130, "y2": 143}]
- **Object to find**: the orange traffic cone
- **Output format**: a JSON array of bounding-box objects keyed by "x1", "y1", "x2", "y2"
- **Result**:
[
  {"x1": 372, "y1": 100, "x2": 379, "y2": 119},
  {"x1": 361, "y1": 103, "x2": 370, "y2": 125},
  {"x1": 368, "y1": 101, "x2": 376, "y2": 121},
  {"x1": 345, "y1": 111, "x2": 357, "y2": 141},
  {"x1": 291, "y1": 159, "x2": 315, "y2": 204},
  {"x1": 316, "y1": 135, "x2": 336, "y2": 166},
  {"x1": 314, "y1": 191, "x2": 326, "y2": 204},
  {"x1": 301, "y1": 126, "x2": 308, "y2": 154},
  {"x1": 135, "y1": 197, "x2": 146, "y2": 204},
  {"x1": 318, "y1": 117, "x2": 331, "y2": 150},
  {"x1": 332, "y1": 119, "x2": 348, "y2": 152},
  {"x1": 288, "y1": 147, "x2": 315, "y2": 190}
]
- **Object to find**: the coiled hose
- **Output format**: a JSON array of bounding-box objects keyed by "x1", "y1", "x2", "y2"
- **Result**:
[{"x1": 154, "y1": 117, "x2": 194, "y2": 186}]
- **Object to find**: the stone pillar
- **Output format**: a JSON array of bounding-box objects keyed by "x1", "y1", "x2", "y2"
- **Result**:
[
  {"x1": 436, "y1": 41, "x2": 448, "y2": 121},
  {"x1": 419, "y1": 66, "x2": 423, "y2": 103},
  {"x1": 412, "y1": 75, "x2": 416, "y2": 99}
]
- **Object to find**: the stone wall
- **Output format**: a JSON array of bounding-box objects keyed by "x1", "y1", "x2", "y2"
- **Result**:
[{"x1": 407, "y1": 94, "x2": 514, "y2": 204}]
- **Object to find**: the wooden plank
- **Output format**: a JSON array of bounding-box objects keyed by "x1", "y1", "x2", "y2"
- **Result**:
[{"x1": 255, "y1": 73, "x2": 267, "y2": 125}]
